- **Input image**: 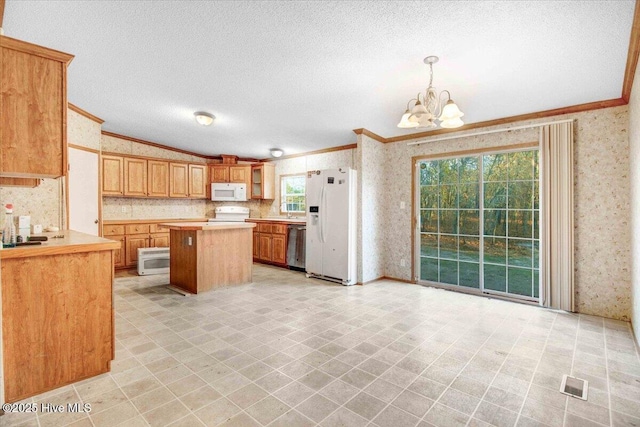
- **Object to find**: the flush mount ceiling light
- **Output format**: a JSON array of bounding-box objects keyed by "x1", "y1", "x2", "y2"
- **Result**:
[
  {"x1": 270, "y1": 149, "x2": 284, "y2": 158},
  {"x1": 397, "y1": 56, "x2": 464, "y2": 130},
  {"x1": 194, "y1": 111, "x2": 215, "y2": 126}
]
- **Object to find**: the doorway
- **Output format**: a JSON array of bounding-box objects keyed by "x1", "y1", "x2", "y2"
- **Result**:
[{"x1": 415, "y1": 148, "x2": 540, "y2": 302}]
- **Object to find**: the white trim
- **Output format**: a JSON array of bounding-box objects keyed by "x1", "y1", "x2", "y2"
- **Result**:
[{"x1": 407, "y1": 118, "x2": 575, "y2": 146}]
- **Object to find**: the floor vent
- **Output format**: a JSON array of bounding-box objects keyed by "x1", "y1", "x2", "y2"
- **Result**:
[{"x1": 560, "y1": 375, "x2": 588, "y2": 400}]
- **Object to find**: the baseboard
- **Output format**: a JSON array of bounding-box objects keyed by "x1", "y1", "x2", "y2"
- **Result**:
[{"x1": 358, "y1": 276, "x2": 416, "y2": 285}]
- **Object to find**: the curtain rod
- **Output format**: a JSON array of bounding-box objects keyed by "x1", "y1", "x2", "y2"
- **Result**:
[{"x1": 406, "y1": 118, "x2": 575, "y2": 146}]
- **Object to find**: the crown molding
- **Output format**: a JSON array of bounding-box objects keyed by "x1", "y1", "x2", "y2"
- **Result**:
[{"x1": 68, "y1": 103, "x2": 105, "y2": 124}]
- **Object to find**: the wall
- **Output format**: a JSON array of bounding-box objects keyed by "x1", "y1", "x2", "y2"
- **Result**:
[
  {"x1": 262, "y1": 149, "x2": 356, "y2": 217},
  {"x1": 630, "y1": 62, "x2": 640, "y2": 341},
  {"x1": 101, "y1": 134, "x2": 214, "y2": 220},
  {"x1": 381, "y1": 105, "x2": 631, "y2": 321},
  {"x1": 0, "y1": 109, "x2": 101, "y2": 229},
  {"x1": 357, "y1": 134, "x2": 386, "y2": 283}
]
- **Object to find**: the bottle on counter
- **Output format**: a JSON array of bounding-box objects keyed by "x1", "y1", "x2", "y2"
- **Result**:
[{"x1": 2, "y1": 203, "x2": 17, "y2": 248}]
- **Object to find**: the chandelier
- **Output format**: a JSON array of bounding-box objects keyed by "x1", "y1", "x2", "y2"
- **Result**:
[{"x1": 397, "y1": 56, "x2": 464, "y2": 130}]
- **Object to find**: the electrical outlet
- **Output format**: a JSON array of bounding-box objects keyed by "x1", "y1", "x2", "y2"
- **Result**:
[
  {"x1": 400, "y1": 201, "x2": 405, "y2": 209},
  {"x1": 121, "y1": 206, "x2": 127, "y2": 213},
  {"x1": 400, "y1": 259, "x2": 406, "y2": 267}
]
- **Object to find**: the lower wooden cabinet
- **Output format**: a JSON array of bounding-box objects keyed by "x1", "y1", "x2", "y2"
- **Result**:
[
  {"x1": 1, "y1": 235, "x2": 116, "y2": 402},
  {"x1": 125, "y1": 235, "x2": 149, "y2": 267},
  {"x1": 251, "y1": 221, "x2": 288, "y2": 266},
  {"x1": 104, "y1": 221, "x2": 173, "y2": 269},
  {"x1": 113, "y1": 235, "x2": 126, "y2": 268}
]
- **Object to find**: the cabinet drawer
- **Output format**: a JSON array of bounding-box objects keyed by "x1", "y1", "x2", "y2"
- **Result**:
[
  {"x1": 271, "y1": 224, "x2": 288, "y2": 235},
  {"x1": 149, "y1": 223, "x2": 168, "y2": 233},
  {"x1": 258, "y1": 223, "x2": 272, "y2": 233},
  {"x1": 125, "y1": 224, "x2": 150, "y2": 235},
  {"x1": 103, "y1": 225, "x2": 125, "y2": 236}
]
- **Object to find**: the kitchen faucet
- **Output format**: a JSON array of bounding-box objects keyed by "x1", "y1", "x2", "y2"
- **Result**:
[{"x1": 281, "y1": 202, "x2": 293, "y2": 218}]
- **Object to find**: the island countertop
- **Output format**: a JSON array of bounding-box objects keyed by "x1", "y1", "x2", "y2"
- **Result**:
[
  {"x1": 0, "y1": 230, "x2": 121, "y2": 260},
  {"x1": 159, "y1": 221, "x2": 256, "y2": 231}
]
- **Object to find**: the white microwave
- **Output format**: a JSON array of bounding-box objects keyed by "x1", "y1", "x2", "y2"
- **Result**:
[{"x1": 211, "y1": 183, "x2": 247, "y2": 201}]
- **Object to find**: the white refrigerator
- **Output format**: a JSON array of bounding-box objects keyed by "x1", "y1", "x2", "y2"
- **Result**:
[{"x1": 305, "y1": 167, "x2": 357, "y2": 285}]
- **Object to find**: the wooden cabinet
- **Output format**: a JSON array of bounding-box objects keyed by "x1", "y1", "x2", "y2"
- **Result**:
[
  {"x1": 0, "y1": 36, "x2": 74, "y2": 178},
  {"x1": 211, "y1": 165, "x2": 230, "y2": 183},
  {"x1": 1, "y1": 232, "x2": 117, "y2": 402},
  {"x1": 189, "y1": 164, "x2": 208, "y2": 198},
  {"x1": 113, "y1": 235, "x2": 126, "y2": 268},
  {"x1": 251, "y1": 163, "x2": 275, "y2": 200},
  {"x1": 103, "y1": 225, "x2": 125, "y2": 268},
  {"x1": 102, "y1": 153, "x2": 207, "y2": 199},
  {"x1": 169, "y1": 162, "x2": 188, "y2": 198},
  {"x1": 272, "y1": 234, "x2": 287, "y2": 264},
  {"x1": 123, "y1": 157, "x2": 147, "y2": 197},
  {"x1": 251, "y1": 221, "x2": 288, "y2": 266},
  {"x1": 147, "y1": 160, "x2": 169, "y2": 197},
  {"x1": 211, "y1": 164, "x2": 250, "y2": 183},
  {"x1": 105, "y1": 221, "x2": 179, "y2": 269},
  {"x1": 102, "y1": 155, "x2": 124, "y2": 196},
  {"x1": 125, "y1": 234, "x2": 149, "y2": 267}
]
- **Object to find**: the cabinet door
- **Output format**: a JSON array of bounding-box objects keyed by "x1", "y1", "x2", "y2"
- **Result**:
[
  {"x1": 169, "y1": 163, "x2": 188, "y2": 198},
  {"x1": 252, "y1": 231, "x2": 260, "y2": 259},
  {"x1": 251, "y1": 163, "x2": 275, "y2": 200},
  {"x1": 0, "y1": 39, "x2": 72, "y2": 178},
  {"x1": 125, "y1": 235, "x2": 149, "y2": 267},
  {"x1": 101, "y1": 155, "x2": 123, "y2": 196},
  {"x1": 150, "y1": 233, "x2": 170, "y2": 248},
  {"x1": 147, "y1": 160, "x2": 169, "y2": 197},
  {"x1": 123, "y1": 157, "x2": 147, "y2": 197},
  {"x1": 229, "y1": 165, "x2": 249, "y2": 183},
  {"x1": 189, "y1": 164, "x2": 208, "y2": 198},
  {"x1": 272, "y1": 234, "x2": 287, "y2": 264},
  {"x1": 113, "y1": 235, "x2": 126, "y2": 268},
  {"x1": 211, "y1": 165, "x2": 229, "y2": 183},
  {"x1": 258, "y1": 233, "x2": 272, "y2": 261}
]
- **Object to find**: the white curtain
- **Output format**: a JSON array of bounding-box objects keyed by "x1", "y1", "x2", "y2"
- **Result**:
[{"x1": 541, "y1": 121, "x2": 575, "y2": 311}]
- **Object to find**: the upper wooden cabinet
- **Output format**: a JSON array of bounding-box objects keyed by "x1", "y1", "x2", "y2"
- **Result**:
[
  {"x1": 123, "y1": 157, "x2": 147, "y2": 197},
  {"x1": 211, "y1": 165, "x2": 230, "y2": 183},
  {"x1": 102, "y1": 155, "x2": 124, "y2": 196},
  {"x1": 147, "y1": 160, "x2": 169, "y2": 197},
  {"x1": 169, "y1": 162, "x2": 188, "y2": 198},
  {"x1": 0, "y1": 36, "x2": 74, "y2": 178},
  {"x1": 102, "y1": 153, "x2": 206, "y2": 199},
  {"x1": 251, "y1": 163, "x2": 275, "y2": 200},
  {"x1": 210, "y1": 164, "x2": 250, "y2": 184},
  {"x1": 189, "y1": 164, "x2": 208, "y2": 198}
]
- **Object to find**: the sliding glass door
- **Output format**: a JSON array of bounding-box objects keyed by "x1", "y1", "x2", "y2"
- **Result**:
[{"x1": 417, "y1": 148, "x2": 539, "y2": 301}]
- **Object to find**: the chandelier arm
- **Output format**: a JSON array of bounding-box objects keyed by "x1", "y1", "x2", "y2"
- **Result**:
[{"x1": 433, "y1": 90, "x2": 452, "y2": 119}]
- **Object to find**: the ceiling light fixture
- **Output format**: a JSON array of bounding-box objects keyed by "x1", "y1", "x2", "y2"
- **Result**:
[
  {"x1": 270, "y1": 149, "x2": 284, "y2": 158},
  {"x1": 194, "y1": 111, "x2": 215, "y2": 126},
  {"x1": 397, "y1": 56, "x2": 464, "y2": 130}
]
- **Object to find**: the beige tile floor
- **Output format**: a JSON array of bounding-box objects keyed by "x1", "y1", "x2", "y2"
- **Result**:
[{"x1": 2, "y1": 265, "x2": 640, "y2": 427}]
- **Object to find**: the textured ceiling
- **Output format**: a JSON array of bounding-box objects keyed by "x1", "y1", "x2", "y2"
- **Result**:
[{"x1": 3, "y1": 1, "x2": 635, "y2": 158}]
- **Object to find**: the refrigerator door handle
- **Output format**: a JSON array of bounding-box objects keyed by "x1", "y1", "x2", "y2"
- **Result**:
[{"x1": 319, "y1": 186, "x2": 326, "y2": 243}]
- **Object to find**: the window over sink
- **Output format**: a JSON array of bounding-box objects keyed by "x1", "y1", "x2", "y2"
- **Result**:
[{"x1": 280, "y1": 174, "x2": 306, "y2": 215}]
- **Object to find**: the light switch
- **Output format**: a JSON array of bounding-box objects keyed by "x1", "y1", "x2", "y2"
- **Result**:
[{"x1": 400, "y1": 201, "x2": 405, "y2": 209}]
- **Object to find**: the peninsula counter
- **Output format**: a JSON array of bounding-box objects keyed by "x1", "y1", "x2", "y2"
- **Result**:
[{"x1": 160, "y1": 221, "x2": 256, "y2": 294}]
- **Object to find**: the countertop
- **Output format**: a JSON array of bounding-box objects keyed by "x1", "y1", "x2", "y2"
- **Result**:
[
  {"x1": 160, "y1": 221, "x2": 257, "y2": 231},
  {"x1": 103, "y1": 218, "x2": 208, "y2": 225},
  {"x1": 246, "y1": 218, "x2": 307, "y2": 224},
  {"x1": 0, "y1": 230, "x2": 121, "y2": 260}
]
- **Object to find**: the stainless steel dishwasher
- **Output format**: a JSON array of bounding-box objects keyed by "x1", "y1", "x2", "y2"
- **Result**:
[{"x1": 286, "y1": 225, "x2": 306, "y2": 271}]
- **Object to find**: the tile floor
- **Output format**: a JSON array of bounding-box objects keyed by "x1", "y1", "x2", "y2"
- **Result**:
[{"x1": 2, "y1": 265, "x2": 640, "y2": 427}]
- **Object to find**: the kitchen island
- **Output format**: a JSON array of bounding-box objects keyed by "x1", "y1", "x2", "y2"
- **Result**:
[
  {"x1": 0, "y1": 230, "x2": 119, "y2": 402},
  {"x1": 160, "y1": 221, "x2": 257, "y2": 294}
]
